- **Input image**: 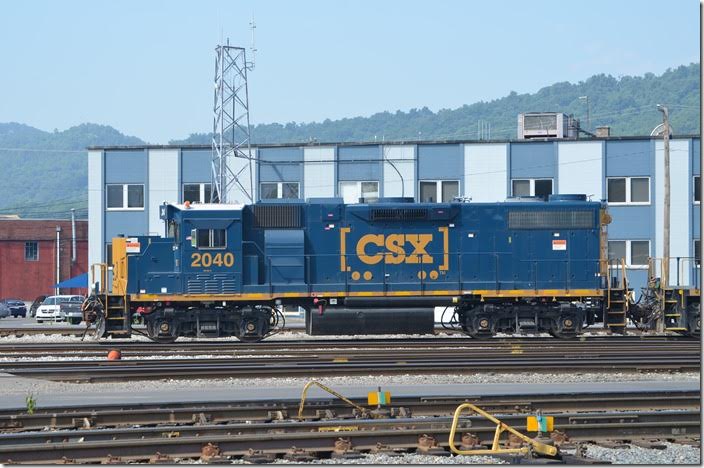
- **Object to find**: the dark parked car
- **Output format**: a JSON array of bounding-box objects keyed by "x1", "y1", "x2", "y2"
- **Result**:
[
  {"x1": 59, "y1": 296, "x2": 85, "y2": 325},
  {"x1": 0, "y1": 302, "x2": 9, "y2": 319},
  {"x1": 29, "y1": 295, "x2": 47, "y2": 318},
  {"x1": 1, "y1": 299, "x2": 27, "y2": 318}
]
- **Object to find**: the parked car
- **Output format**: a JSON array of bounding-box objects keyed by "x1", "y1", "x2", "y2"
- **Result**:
[
  {"x1": 29, "y1": 295, "x2": 47, "y2": 318},
  {"x1": 36, "y1": 295, "x2": 84, "y2": 323},
  {"x1": 1, "y1": 299, "x2": 27, "y2": 318},
  {"x1": 59, "y1": 296, "x2": 85, "y2": 325},
  {"x1": 0, "y1": 302, "x2": 9, "y2": 319}
]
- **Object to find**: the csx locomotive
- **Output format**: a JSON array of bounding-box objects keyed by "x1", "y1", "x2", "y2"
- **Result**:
[{"x1": 84, "y1": 195, "x2": 700, "y2": 341}]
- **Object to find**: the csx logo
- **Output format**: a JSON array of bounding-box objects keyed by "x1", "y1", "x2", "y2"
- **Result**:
[
  {"x1": 339, "y1": 227, "x2": 450, "y2": 272},
  {"x1": 356, "y1": 234, "x2": 433, "y2": 265}
]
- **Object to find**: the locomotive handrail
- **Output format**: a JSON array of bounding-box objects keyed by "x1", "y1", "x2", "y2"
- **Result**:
[{"x1": 90, "y1": 263, "x2": 109, "y2": 295}]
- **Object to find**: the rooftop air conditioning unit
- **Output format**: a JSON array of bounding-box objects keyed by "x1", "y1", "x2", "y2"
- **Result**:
[{"x1": 517, "y1": 112, "x2": 578, "y2": 139}]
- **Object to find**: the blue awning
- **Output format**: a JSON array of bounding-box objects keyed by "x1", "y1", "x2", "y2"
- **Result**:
[{"x1": 54, "y1": 273, "x2": 89, "y2": 289}]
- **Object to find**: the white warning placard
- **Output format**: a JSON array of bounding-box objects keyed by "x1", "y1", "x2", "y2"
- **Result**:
[
  {"x1": 552, "y1": 239, "x2": 567, "y2": 251},
  {"x1": 126, "y1": 238, "x2": 141, "y2": 253}
]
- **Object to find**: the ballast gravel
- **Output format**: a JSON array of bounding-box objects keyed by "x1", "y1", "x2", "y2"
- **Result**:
[
  {"x1": 182, "y1": 453, "x2": 507, "y2": 464},
  {"x1": 271, "y1": 453, "x2": 508, "y2": 464},
  {"x1": 0, "y1": 327, "x2": 645, "y2": 343},
  {"x1": 572, "y1": 442, "x2": 700, "y2": 465},
  {"x1": 179, "y1": 445, "x2": 701, "y2": 464},
  {"x1": 0, "y1": 371, "x2": 698, "y2": 399}
]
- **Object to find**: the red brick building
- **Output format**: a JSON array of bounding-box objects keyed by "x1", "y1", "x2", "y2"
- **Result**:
[{"x1": 0, "y1": 219, "x2": 88, "y2": 301}]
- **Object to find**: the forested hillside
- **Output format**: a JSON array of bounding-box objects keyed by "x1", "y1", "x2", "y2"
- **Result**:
[
  {"x1": 0, "y1": 63, "x2": 699, "y2": 217},
  {"x1": 173, "y1": 63, "x2": 700, "y2": 144},
  {"x1": 0, "y1": 123, "x2": 143, "y2": 218}
]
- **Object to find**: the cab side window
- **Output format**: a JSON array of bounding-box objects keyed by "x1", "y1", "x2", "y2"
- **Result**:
[{"x1": 192, "y1": 229, "x2": 226, "y2": 249}]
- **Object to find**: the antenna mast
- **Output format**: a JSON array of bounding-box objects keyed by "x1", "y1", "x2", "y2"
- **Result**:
[{"x1": 211, "y1": 37, "x2": 255, "y2": 204}]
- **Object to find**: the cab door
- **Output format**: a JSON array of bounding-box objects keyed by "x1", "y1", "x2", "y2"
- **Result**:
[{"x1": 183, "y1": 219, "x2": 242, "y2": 295}]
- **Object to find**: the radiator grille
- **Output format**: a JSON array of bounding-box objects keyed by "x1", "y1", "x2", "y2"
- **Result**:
[
  {"x1": 371, "y1": 208, "x2": 428, "y2": 221},
  {"x1": 187, "y1": 274, "x2": 237, "y2": 294},
  {"x1": 508, "y1": 210, "x2": 594, "y2": 229},
  {"x1": 253, "y1": 204, "x2": 302, "y2": 228}
]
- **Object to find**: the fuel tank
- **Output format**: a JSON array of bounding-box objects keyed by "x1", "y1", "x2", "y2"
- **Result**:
[{"x1": 307, "y1": 307, "x2": 434, "y2": 335}]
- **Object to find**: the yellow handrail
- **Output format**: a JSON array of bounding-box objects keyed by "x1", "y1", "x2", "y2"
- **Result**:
[
  {"x1": 90, "y1": 263, "x2": 108, "y2": 294},
  {"x1": 448, "y1": 403, "x2": 558, "y2": 457}
]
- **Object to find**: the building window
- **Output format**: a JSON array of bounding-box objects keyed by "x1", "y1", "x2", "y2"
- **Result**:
[
  {"x1": 24, "y1": 241, "x2": 38, "y2": 261},
  {"x1": 419, "y1": 180, "x2": 459, "y2": 203},
  {"x1": 608, "y1": 240, "x2": 650, "y2": 268},
  {"x1": 106, "y1": 184, "x2": 144, "y2": 210},
  {"x1": 511, "y1": 178, "x2": 553, "y2": 199},
  {"x1": 260, "y1": 182, "x2": 300, "y2": 200},
  {"x1": 694, "y1": 176, "x2": 700, "y2": 204},
  {"x1": 630, "y1": 240, "x2": 650, "y2": 266},
  {"x1": 607, "y1": 177, "x2": 650, "y2": 205},
  {"x1": 192, "y1": 229, "x2": 226, "y2": 249},
  {"x1": 339, "y1": 181, "x2": 379, "y2": 204},
  {"x1": 183, "y1": 183, "x2": 212, "y2": 204}
]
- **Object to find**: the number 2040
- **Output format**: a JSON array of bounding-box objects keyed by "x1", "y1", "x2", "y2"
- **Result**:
[{"x1": 191, "y1": 252, "x2": 234, "y2": 268}]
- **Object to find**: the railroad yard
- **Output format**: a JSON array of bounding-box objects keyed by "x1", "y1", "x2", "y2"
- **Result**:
[
  {"x1": 0, "y1": 318, "x2": 700, "y2": 465},
  {"x1": 1, "y1": 3, "x2": 702, "y2": 466}
]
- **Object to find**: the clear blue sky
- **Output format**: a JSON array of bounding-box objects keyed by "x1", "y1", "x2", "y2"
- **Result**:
[{"x1": 0, "y1": 0, "x2": 699, "y2": 143}]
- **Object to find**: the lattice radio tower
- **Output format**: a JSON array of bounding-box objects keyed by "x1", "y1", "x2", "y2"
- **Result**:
[{"x1": 211, "y1": 33, "x2": 255, "y2": 203}]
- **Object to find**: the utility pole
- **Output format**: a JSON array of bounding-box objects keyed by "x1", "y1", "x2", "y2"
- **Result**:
[
  {"x1": 55, "y1": 226, "x2": 61, "y2": 296},
  {"x1": 579, "y1": 96, "x2": 591, "y2": 131},
  {"x1": 657, "y1": 104, "x2": 670, "y2": 333},
  {"x1": 70, "y1": 208, "x2": 76, "y2": 263}
]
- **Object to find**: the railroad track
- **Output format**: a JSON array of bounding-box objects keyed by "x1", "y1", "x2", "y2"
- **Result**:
[
  {"x1": 0, "y1": 325, "x2": 692, "y2": 339},
  {"x1": 0, "y1": 334, "x2": 696, "y2": 355},
  {"x1": 2, "y1": 345, "x2": 699, "y2": 381},
  {"x1": 0, "y1": 390, "x2": 698, "y2": 432},
  {"x1": 0, "y1": 390, "x2": 699, "y2": 464}
]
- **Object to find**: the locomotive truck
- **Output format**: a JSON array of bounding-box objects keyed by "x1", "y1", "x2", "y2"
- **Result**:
[{"x1": 82, "y1": 195, "x2": 700, "y2": 342}]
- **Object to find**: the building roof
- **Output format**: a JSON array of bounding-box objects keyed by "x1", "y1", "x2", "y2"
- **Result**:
[
  {"x1": 87, "y1": 134, "x2": 701, "y2": 151},
  {"x1": 169, "y1": 202, "x2": 244, "y2": 211},
  {"x1": 0, "y1": 219, "x2": 88, "y2": 241}
]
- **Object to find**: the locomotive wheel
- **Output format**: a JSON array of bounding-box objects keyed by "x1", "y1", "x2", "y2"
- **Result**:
[
  {"x1": 465, "y1": 315, "x2": 493, "y2": 339},
  {"x1": 148, "y1": 335, "x2": 179, "y2": 344},
  {"x1": 686, "y1": 304, "x2": 700, "y2": 338},
  {"x1": 237, "y1": 334, "x2": 265, "y2": 343},
  {"x1": 146, "y1": 319, "x2": 178, "y2": 343},
  {"x1": 548, "y1": 329, "x2": 577, "y2": 339},
  {"x1": 549, "y1": 315, "x2": 579, "y2": 339}
]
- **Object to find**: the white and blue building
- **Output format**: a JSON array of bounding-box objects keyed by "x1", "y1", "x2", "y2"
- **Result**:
[{"x1": 88, "y1": 135, "x2": 701, "y2": 295}]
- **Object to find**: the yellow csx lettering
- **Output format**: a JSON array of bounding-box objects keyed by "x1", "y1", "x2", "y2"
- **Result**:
[{"x1": 356, "y1": 234, "x2": 434, "y2": 265}]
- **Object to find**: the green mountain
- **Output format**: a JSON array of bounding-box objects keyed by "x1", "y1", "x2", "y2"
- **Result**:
[
  {"x1": 172, "y1": 63, "x2": 700, "y2": 144},
  {"x1": 0, "y1": 123, "x2": 144, "y2": 219},
  {"x1": 0, "y1": 62, "x2": 699, "y2": 218}
]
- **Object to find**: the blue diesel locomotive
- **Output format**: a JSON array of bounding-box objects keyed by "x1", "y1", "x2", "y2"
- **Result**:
[{"x1": 84, "y1": 194, "x2": 653, "y2": 342}]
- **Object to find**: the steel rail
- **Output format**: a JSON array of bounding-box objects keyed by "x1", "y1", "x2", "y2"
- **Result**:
[
  {"x1": 0, "y1": 410, "x2": 698, "y2": 464},
  {"x1": 3, "y1": 352, "x2": 700, "y2": 381},
  {"x1": 0, "y1": 391, "x2": 698, "y2": 432},
  {"x1": 0, "y1": 334, "x2": 696, "y2": 353},
  {"x1": 0, "y1": 344, "x2": 698, "y2": 360}
]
